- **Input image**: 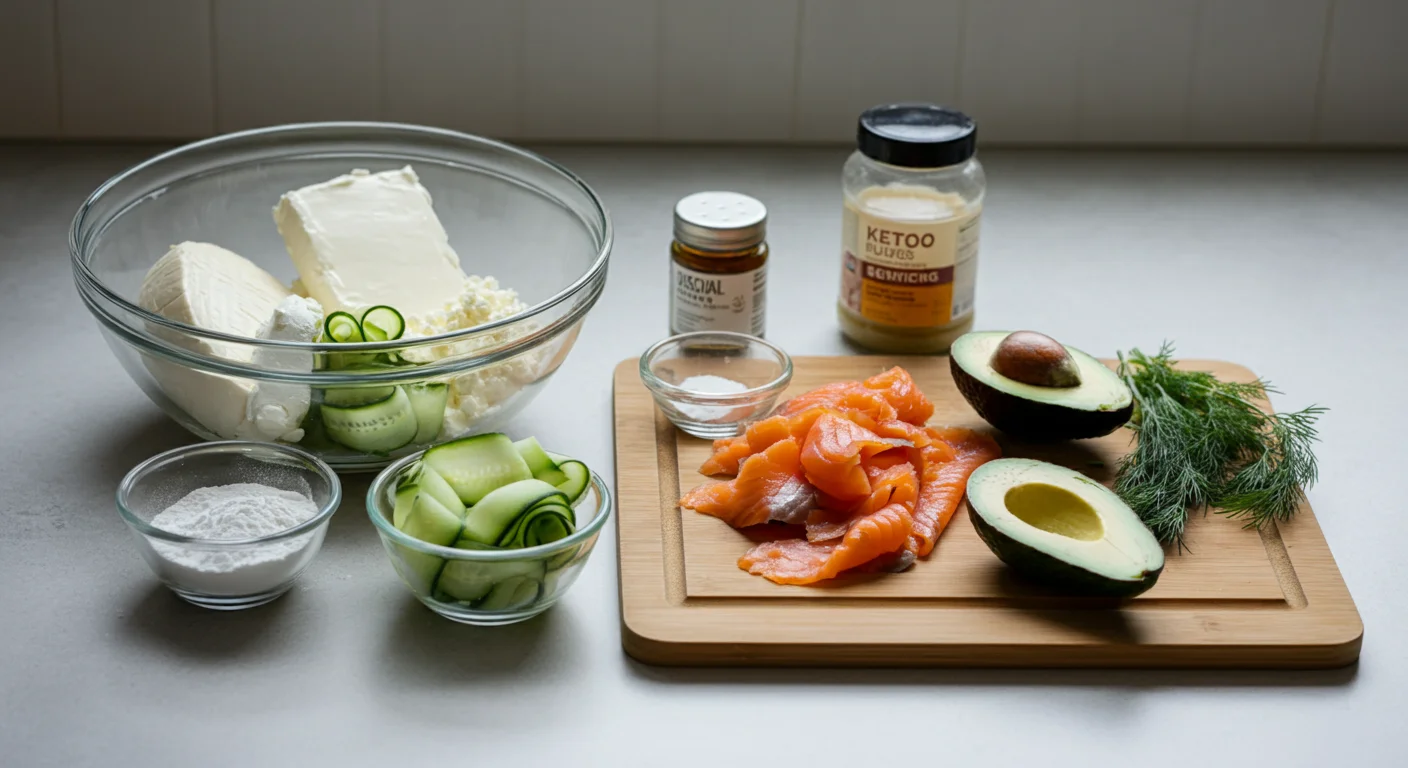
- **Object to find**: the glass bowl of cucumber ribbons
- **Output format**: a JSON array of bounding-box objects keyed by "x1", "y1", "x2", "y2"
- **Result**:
[{"x1": 367, "y1": 433, "x2": 610, "y2": 625}]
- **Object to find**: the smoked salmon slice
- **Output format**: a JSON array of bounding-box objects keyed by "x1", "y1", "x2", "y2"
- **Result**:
[
  {"x1": 874, "y1": 419, "x2": 936, "y2": 448},
  {"x1": 697, "y1": 411, "x2": 814, "y2": 477},
  {"x1": 698, "y1": 436, "x2": 755, "y2": 477},
  {"x1": 862, "y1": 462, "x2": 919, "y2": 514},
  {"x1": 803, "y1": 507, "x2": 853, "y2": 543},
  {"x1": 783, "y1": 387, "x2": 898, "y2": 423},
  {"x1": 680, "y1": 438, "x2": 815, "y2": 527},
  {"x1": 805, "y1": 462, "x2": 918, "y2": 543},
  {"x1": 862, "y1": 366, "x2": 935, "y2": 425},
  {"x1": 698, "y1": 405, "x2": 880, "y2": 477},
  {"x1": 739, "y1": 503, "x2": 914, "y2": 585},
  {"x1": 799, "y1": 413, "x2": 910, "y2": 501},
  {"x1": 680, "y1": 366, "x2": 999, "y2": 585},
  {"x1": 906, "y1": 427, "x2": 1002, "y2": 557},
  {"x1": 782, "y1": 367, "x2": 933, "y2": 425}
]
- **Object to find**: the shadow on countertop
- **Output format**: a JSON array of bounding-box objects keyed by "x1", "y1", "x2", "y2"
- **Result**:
[
  {"x1": 84, "y1": 413, "x2": 194, "y2": 491},
  {"x1": 115, "y1": 584, "x2": 299, "y2": 662},
  {"x1": 324, "y1": 473, "x2": 379, "y2": 551},
  {"x1": 625, "y1": 656, "x2": 1359, "y2": 690},
  {"x1": 372, "y1": 598, "x2": 585, "y2": 689}
]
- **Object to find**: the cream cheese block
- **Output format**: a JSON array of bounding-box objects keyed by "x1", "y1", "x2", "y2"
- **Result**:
[
  {"x1": 139, "y1": 241, "x2": 291, "y2": 359},
  {"x1": 272, "y1": 166, "x2": 537, "y2": 441},
  {"x1": 137, "y1": 242, "x2": 304, "y2": 441},
  {"x1": 274, "y1": 166, "x2": 471, "y2": 335}
]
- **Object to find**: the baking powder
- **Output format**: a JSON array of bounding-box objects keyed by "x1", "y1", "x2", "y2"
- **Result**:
[{"x1": 148, "y1": 483, "x2": 321, "y2": 597}]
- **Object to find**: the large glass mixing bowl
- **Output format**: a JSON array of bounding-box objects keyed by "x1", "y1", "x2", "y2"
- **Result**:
[{"x1": 72, "y1": 123, "x2": 612, "y2": 471}]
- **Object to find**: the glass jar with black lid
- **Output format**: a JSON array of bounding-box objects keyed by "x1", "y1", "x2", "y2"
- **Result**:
[{"x1": 838, "y1": 104, "x2": 985, "y2": 354}]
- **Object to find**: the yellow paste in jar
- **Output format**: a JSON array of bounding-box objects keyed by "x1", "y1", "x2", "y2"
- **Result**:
[{"x1": 837, "y1": 184, "x2": 981, "y2": 354}]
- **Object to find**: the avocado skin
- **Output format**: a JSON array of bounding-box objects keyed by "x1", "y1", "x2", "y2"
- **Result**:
[
  {"x1": 950, "y1": 355, "x2": 1133, "y2": 441},
  {"x1": 968, "y1": 502, "x2": 1162, "y2": 599}
]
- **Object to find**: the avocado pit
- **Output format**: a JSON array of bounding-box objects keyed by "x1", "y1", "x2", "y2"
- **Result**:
[
  {"x1": 991, "y1": 331, "x2": 1082, "y2": 388},
  {"x1": 950, "y1": 331, "x2": 1135, "y2": 441}
]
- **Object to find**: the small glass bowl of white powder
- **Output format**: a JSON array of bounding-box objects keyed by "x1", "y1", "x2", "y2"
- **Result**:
[
  {"x1": 640, "y1": 331, "x2": 793, "y2": 439},
  {"x1": 117, "y1": 441, "x2": 341, "y2": 610}
]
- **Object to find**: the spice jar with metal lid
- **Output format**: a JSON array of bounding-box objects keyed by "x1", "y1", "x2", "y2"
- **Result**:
[
  {"x1": 838, "y1": 103, "x2": 985, "y2": 354},
  {"x1": 670, "y1": 191, "x2": 768, "y2": 337}
]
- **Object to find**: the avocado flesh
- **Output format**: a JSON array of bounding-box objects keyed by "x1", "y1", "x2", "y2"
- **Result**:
[
  {"x1": 966, "y1": 458, "x2": 1163, "y2": 598},
  {"x1": 951, "y1": 331, "x2": 1134, "y2": 440}
]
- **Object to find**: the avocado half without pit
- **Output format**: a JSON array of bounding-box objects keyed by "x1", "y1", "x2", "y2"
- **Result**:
[
  {"x1": 950, "y1": 331, "x2": 1134, "y2": 440},
  {"x1": 966, "y1": 458, "x2": 1164, "y2": 598}
]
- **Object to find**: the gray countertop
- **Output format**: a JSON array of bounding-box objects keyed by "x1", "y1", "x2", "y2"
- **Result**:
[{"x1": 2, "y1": 145, "x2": 1405, "y2": 766}]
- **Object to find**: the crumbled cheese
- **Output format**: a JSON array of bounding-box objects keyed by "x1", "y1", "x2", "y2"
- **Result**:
[
  {"x1": 400, "y1": 275, "x2": 541, "y2": 436},
  {"x1": 405, "y1": 275, "x2": 525, "y2": 338}
]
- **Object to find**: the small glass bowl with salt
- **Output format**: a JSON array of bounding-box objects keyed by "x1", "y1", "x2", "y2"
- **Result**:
[
  {"x1": 117, "y1": 441, "x2": 341, "y2": 610},
  {"x1": 640, "y1": 331, "x2": 793, "y2": 439}
]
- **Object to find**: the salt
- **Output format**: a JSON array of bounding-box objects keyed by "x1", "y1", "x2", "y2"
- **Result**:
[
  {"x1": 675, "y1": 374, "x2": 749, "y2": 422},
  {"x1": 146, "y1": 483, "x2": 322, "y2": 597}
]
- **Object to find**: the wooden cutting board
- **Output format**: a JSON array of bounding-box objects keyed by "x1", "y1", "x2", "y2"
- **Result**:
[{"x1": 612, "y1": 356, "x2": 1362, "y2": 668}]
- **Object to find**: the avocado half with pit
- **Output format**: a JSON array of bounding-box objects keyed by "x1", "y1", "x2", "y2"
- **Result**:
[
  {"x1": 966, "y1": 458, "x2": 1163, "y2": 598},
  {"x1": 950, "y1": 331, "x2": 1134, "y2": 440}
]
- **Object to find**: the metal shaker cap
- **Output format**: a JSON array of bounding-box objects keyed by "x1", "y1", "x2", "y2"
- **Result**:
[{"x1": 673, "y1": 191, "x2": 767, "y2": 252}]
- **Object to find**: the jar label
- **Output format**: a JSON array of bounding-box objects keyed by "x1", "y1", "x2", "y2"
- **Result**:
[
  {"x1": 840, "y1": 197, "x2": 980, "y2": 328},
  {"x1": 671, "y1": 262, "x2": 766, "y2": 336}
]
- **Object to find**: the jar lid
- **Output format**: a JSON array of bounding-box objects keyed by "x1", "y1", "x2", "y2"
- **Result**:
[
  {"x1": 857, "y1": 104, "x2": 977, "y2": 169},
  {"x1": 673, "y1": 191, "x2": 767, "y2": 252}
]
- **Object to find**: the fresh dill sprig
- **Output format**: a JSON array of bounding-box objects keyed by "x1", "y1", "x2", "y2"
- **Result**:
[
  {"x1": 1114, "y1": 343, "x2": 1324, "y2": 548},
  {"x1": 1218, "y1": 407, "x2": 1326, "y2": 525}
]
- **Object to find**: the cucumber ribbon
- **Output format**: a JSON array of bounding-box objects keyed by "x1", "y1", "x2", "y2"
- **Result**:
[
  {"x1": 360, "y1": 305, "x2": 406, "y2": 342},
  {"x1": 324, "y1": 311, "x2": 363, "y2": 343},
  {"x1": 320, "y1": 304, "x2": 408, "y2": 371},
  {"x1": 497, "y1": 503, "x2": 575, "y2": 548}
]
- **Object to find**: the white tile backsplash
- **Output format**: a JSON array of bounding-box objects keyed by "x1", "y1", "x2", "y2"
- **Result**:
[
  {"x1": 961, "y1": 0, "x2": 1083, "y2": 143},
  {"x1": 0, "y1": 0, "x2": 60, "y2": 137},
  {"x1": 521, "y1": 0, "x2": 659, "y2": 140},
  {"x1": 56, "y1": 0, "x2": 213, "y2": 138},
  {"x1": 1319, "y1": 0, "x2": 1408, "y2": 143},
  {"x1": 213, "y1": 0, "x2": 382, "y2": 132},
  {"x1": 16, "y1": 0, "x2": 1408, "y2": 145},
  {"x1": 384, "y1": 0, "x2": 523, "y2": 137},
  {"x1": 795, "y1": 0, "x2": 964, "y2": 142},
  {"x1": 1076, "y1": 0, "x2": 1200, "y2": 143},
  {"x1": 659, "y1": 0, "x2": 800, "y2": 141},
  {"x1": 1189, "y1": 0, "x2": 1329, "y2": 143}
]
